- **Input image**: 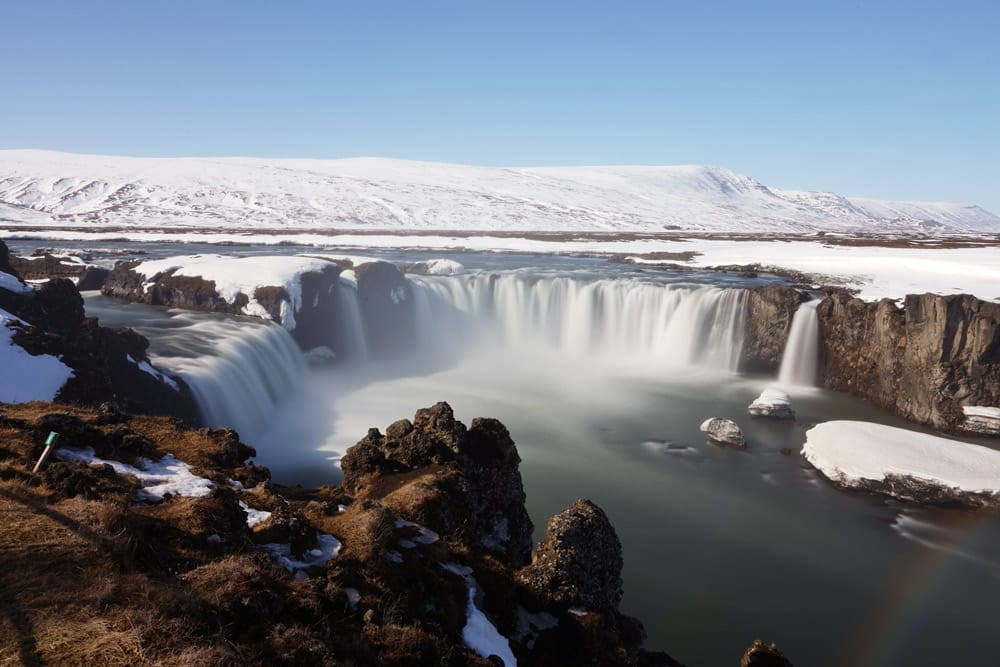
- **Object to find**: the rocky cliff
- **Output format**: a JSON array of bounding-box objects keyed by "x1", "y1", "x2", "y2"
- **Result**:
[
  {"x1": 739, "y1": 278, "x2": 1000, "y2": 434},
  {"x1": 818, "y1": 291, "x2": 1000, "y2": 431}
]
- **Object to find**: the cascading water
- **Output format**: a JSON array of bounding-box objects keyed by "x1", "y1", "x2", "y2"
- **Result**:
[
  {"x1": 336, "y1": 279, "x2": 369, "y2": 363},
  {"x1": 148, "y1": 316, "x2": 309, "y2": 438},
  {"x1": 411, "y1": 273, "x2": 748, "y2": 371},
  {"x1": 777, "y1": 300, "x2": 820, "y2": 387}
]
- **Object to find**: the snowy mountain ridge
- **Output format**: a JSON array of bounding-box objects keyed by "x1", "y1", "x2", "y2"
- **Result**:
[{"x1": 1, "y1": 150, "x2": 997, "y2": 234}]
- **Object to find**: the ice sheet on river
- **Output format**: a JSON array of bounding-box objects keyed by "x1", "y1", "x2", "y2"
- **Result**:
[{"x1": 802, "y1": 421, "x2": 1000, "y2": 507}]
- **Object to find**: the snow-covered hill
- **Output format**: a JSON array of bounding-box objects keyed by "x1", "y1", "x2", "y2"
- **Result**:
[{"x1": 0, "y1": 150, "x2": 997, "y2": 234}]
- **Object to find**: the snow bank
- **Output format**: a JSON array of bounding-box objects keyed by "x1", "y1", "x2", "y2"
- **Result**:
[
  {"x1": 748, "y1": 387, "x2": 795, "y2": 419},
  {"x1": 0, "y1": 270, "x2": 32, "y2": 294},
  {"x1": 405, "y1": 258, "x2": 465, "y2": 275},
  {"x1": 239, "y1": 501, "x2": 272, "y2": 528},
  {"x1": 961, "y1": 406, "x2": 1000, "y2": 435},
  {"x1": 126, "y1": 354, "x2": 179, "y2": 391},
  {"x1": 0, "y1": 308, "x2": 74, "y2": 403},
  {"x1": 442, "y1": 563, "x2": 517, "y2": 667},
  {"x1": 55, "y1": 447, "x2": 214, "y2": 502},
  {"x1": 133, "y1": 254, "x2": 337, "y2": 329},
  {"x1": 802, "y1": 421, "x2": 1000, "y2": 503}
]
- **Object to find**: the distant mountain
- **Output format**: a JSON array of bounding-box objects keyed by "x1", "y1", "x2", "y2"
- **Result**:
[{"x1": 1, "y1": 150, "x2": 997, "y2": 234}]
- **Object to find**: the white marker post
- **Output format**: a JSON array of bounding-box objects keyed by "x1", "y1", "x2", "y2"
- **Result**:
[{"x1": 32, "y1": 432, "x2": 60, "y2": 473}]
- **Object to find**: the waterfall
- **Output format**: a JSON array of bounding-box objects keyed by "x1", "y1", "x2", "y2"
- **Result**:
[
  {"x1": 336, "y1": 280, "x2": 369, "y2": 363},
  {"x1": 149, "y1": 317, "x2": 309, "y2": 438},
  {"x1": 778, "y1": 300, "x2": 820, "y2": 387},
  {"x1": 411, "y1": 273, "x2": 748, "y2": 371}
]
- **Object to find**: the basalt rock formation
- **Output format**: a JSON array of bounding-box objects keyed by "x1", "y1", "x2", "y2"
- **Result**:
[
  {"x1": 817, "y1": 292, "x2": 1000, "y2": 432},
  {"x1": 341, "y1": 401, "x2": 533, "y2": 568}
]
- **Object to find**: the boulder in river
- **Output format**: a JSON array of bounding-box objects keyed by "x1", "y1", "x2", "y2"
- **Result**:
[
  {"x1": 699, "y1": 418, "x2": 746, "y2": 449},
  {"x1": 747, "y1": 387, "x2": 796, "y2": 420}
]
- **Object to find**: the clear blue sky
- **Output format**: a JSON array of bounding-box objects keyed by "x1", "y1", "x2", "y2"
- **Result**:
[{"x1": 2, "y1": 1, "x2": 998, "y2": 211}]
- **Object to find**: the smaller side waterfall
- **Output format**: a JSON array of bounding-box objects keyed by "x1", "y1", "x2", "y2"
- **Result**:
[
  {"x1": 778, "y1": 300, "x2": 820, "y2": 387},
  {"x1": 335, "y1": 281, "x2": 369, "y2": 363}
]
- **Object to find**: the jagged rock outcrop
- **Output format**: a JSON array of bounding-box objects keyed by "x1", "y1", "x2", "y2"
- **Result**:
[
  {"x1": 741, "y1": 640, "x2": 793, "y2": 667},
  {"x1": 516, "y1": 499, "x2": 623, "y2": 612},
  {"x1": 818, "y1": 292, "x2": 1000, "y2": 431},
  {"x1": 740, "y1": 284, "x2": 806, "y2": 372},
  {"x1": 341, "y1": 401, "x2": 533, "y2": 568},
  {"x1": 699, "y1": 417, "x2": 746, "y2": 449}
]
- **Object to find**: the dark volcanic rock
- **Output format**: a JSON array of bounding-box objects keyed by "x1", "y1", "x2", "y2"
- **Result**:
[
  {"x1": 77, "y1": 266, "x2": 111, "y2": 291},
  {"x1": 355, "y1": 261, "x2": 416, "y2": 360},
  {"x1": 741, "y1": 284, "x2": 806, "y2": 373},
  {"x1": 103, "y1": 260, "x2": 241, "y2": 314},
  {"x1": 818, "y1": 292, "x2": 1000, "y2": 431},
  {"x1": 741, "y1": 640, "x2": 793, "y2": 667},
  {"x1": 15, "y1": 278, "x2": 86, "y2": 335},
  {"x1": 341, "y1": 402, "x2": 533, "y2": 568},
  {"x1": 0, "y1": 241, "x2": 16, "y2": 277},
  {"x1": 516, "y1": 499, "x2": 623, "y2": 613}
]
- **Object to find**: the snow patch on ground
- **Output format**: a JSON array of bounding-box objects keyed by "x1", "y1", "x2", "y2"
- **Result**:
[
  {"x1": 802, "y1": 421, "x2": 1000, "y2": 498},
  {"x1": 261, "y1": 534, "x2": 341, "y2": 578},
  {"x1": 239, "y1": 501, "x2": 272, "y2": 528},
  {"x1": 55, "y1": 447, "x2": 213, "y2": 502},
  {"x1": 442, "y1": 563, "x2": 517, "y2": 667},
  {"x1": 0, "y1": 308, "x2": 74, "y2": 403}
]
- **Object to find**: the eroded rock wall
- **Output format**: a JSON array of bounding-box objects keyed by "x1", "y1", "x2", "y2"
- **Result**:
[{"x1": 818, "y1": 292, "x2": 1000, "y2": 430}]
